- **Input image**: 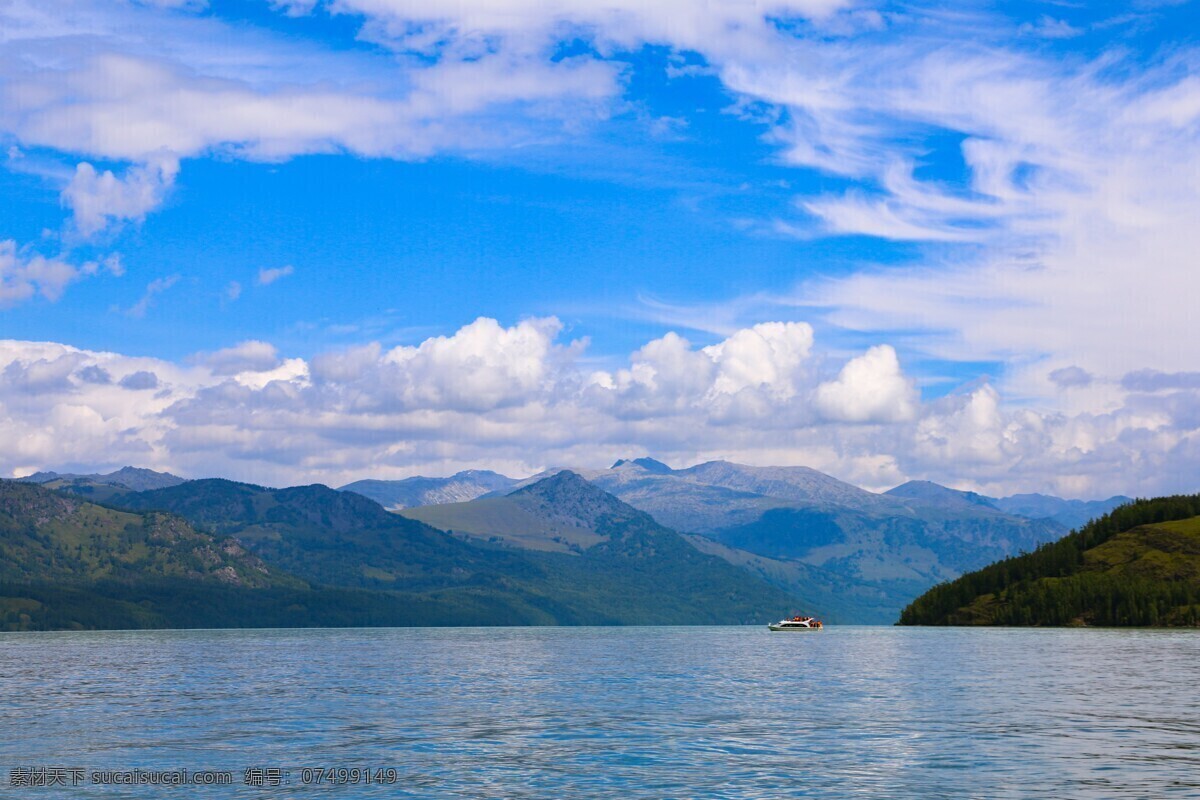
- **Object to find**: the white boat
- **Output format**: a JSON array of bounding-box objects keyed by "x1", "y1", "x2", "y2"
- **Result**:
[{"x1": 768, "y1": 616, "x2": 823, "y2": 631}]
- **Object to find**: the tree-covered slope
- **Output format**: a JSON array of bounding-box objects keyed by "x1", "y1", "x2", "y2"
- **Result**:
[
  {"x1": 116, "y1": 479, "x2": 537, "y2": 591},
  {"x1": 114, "y1": 474, "x2": 793, "y2": 626},
  {"x1": 3, "y1": 475, "x2": 794, "y2": 629},
  {"x1": 898, "y1": 495, "x2": 1200, "y2": 626},
  {"x1": 0, "y1": 480, "x2": 289, "y2": 589}
]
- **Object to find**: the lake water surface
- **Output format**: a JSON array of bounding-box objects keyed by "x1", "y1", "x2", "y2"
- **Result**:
[{"x1": 2, "y1": 626, "x2": 1197, "y2": 798}]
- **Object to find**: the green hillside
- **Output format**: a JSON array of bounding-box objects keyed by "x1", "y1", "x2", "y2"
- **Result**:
[
  {"x1": 114, "y1": 473, "x2": 794, "y2": 626},
  {"x1": 2, "y1": 476, "x2": 795, "y2": 630},
  {"x1": 0, "y1": 479, "x2": 580, "y2": 630},
  {"x1": 0, "y1": 480, "x2": 292, "y2": 589},
  {"x1": 898, "y1": 495, "x2": 1200, "y2": 626},
  {"x1": 117, "y1": 479, "x2": 539, "y2": 591},
  {"x1": 402, "y1": 496, "x2": 607, "y2": 552}
]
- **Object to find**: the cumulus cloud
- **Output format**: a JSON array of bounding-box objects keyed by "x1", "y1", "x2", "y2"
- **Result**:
[
  {"x1": 119, "y1": 370, "x2": 160, "y2": 390},
  {"x1": 77, "y1": 364, "x2": 112, "y2": 384},
  {"x1": 257, "y1": 265, "x2": 294, "y2": 286},
  {"x1": 61, "y1": 157, "x2": 179, "y2": 237},
  {"x1": 1, "y1": 243, "x2": 81, "y2": 306},
  {"x1": 381, "y1": 316, "x2": 569, "y2": 412},
  {"x1": 1121, "y1": 370, "x2": 1200, "y2": 393},
  {"x1": 0, "y1": 240, "x2": 121, "y2": 307},
  {"x1": 704, "y1": 322, "x2": 813, "y2": 398},
  {"x1": 311, "y1": 342, "x2": 382, "y2": 383},
  {"x1": 3, "y1": 354, "x2": 85, "y2": 394},
  {"x1": 814, "y1": 345, "x2": 917, "y2": 423},
  {"x1": 586, "y1": 322, "x2": 815, "y2": 422},
  {"x1": 202, "y1": 340, "x2": 281, "y2": 375},
  {"x1": 1049, "y1": 366, "x2": 1094, "y2": 389},
  {"x1": 1, "y1": 319, "x2": 1199, "y2": 498}
]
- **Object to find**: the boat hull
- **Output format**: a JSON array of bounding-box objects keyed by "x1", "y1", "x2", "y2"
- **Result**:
[{"x1": 768, "y1": 624, "x2": 821, "y2": 631}]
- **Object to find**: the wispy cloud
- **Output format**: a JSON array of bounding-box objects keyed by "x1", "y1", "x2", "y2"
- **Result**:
[
  {"x1": 126, "y1": 274, "x2": 181, "y2": 318},
  {"x1": 257, "y1": 265, "x2": 294, "y2": 286}
]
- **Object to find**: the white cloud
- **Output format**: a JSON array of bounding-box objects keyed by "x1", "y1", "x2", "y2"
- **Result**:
[
  {"x1": 0, "y1": 0, "x2": 631, "y2": 237},
  {"x1": 119, "y1": 370, "x2": 160, "y2": 390},
  {"x1": 6, "y1": 1, "x2": 1190, "y2": 395},
  {"x1": 1, "y1": 319, "x2": 1199, "y2": 497},
  {"x1": 381, "y1": 316, "x2": 570, "y2": 412},
  {"x1": 586, "y1": 322, "x2": 814, "y2": 422},
  {"x1": 126, "y1": 274, "x2": 180, "y2": 318},
  {"x1": 0, "y1": 240, "x2": 121, "y2": 307},
  {"x1": 311, "y1": 342, "x2": 382, "y2": 383},
  {"x1": 256, "y1": 265, "x2": 294, "y2": 286},
  {"x1": 0, "y1": 0, "x2": 863, "y2": 237},
  {"x1": 704, "y1": 322, "x2": 813, "y2": 398},
  {"x1": 61, "y1": 156, "x2": 179, "y2": 237},
  {"x1": 0, "y1": 242, "x2": 82, "y2": 306},
  {"x1": 814, "y1": 345, "x2": 917, "y2": 423},
  {"x1": 326, "y1": 0, "x2": 850, "y2": 59},
  {"x1": 202, "y1": 340, "x2": 281, "y2": 376},
  {"x1": 1049, "y1": 366, "x2": 1093, "y2": 389},
  {"x1": 707, "y1": 29, "x2": 1200, "y2": 409},
  {"x1": 1, "y1": 1, "x2": 1198, "y2": 496},
  {"x1": 1019, "y1": 15, "x2": 1082, "y2": 40}
]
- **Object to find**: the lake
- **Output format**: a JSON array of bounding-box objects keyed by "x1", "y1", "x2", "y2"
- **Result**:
[{"x1": 2, "y1": 626, "x2": 1197, "y2": 798}]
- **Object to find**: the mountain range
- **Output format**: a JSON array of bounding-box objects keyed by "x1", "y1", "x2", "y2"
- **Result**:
[
  {"x1": 2, "y1": 459, "x2": 1132, "y2": 628},
  {"x1": 383, "y1": 459, "x2": 1129, "y2": 622},
  {"x1": 1, "y1": 471, "x2": 794, "y2": 630},
  {"x1": 18, "y1": 466, "x2": 188, "y2": 492},
  {"x1": 341, "y1": 470, "x2": 518, "y2": 510}
]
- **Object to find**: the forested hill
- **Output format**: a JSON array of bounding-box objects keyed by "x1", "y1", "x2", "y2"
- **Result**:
[
  {"x1": 897, "y1": 495, "x2": 1200, "y2": 626},
  {"x1": 1, "y1": 476, "x2": 794, "y2": 630}
]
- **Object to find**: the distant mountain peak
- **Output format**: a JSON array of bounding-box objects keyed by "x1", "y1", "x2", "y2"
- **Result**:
[
  {"x1": 339, "y1": 470, "x2": 519, "y2": 510},
  {"x1": 511, "y1": 470, "x2": 640, "y2": 526},
  {"x1": 17, "y1": 470, "x2": 62, "y2": 483},
  {"x1": 514, "y1": 469, "x2": 598, "y2": 497},
  {"x1": 991, "y1": 493, "x2": 1134, "y2": 530},
  {"x1": 16, "y1": 465, "x2": 186, "y2": 492},
  {"x1": 451, "y1": 469, "x2": 508, "y2": 480},
  {"x1": 610, "y1": 457, "x2": 673, "y2": 474},
  {"x1": 885, "y1": 480, "x2": 997, "y2": 509}
]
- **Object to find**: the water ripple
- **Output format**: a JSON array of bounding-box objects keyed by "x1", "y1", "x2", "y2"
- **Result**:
[{"x1": 1, "y1": 626, "x2": 1198, "y2": 798}]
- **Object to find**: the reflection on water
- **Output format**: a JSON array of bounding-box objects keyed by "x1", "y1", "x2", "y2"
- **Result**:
[{"x1": 1, "y1": 627, "x2": 1197, "y2": 798}]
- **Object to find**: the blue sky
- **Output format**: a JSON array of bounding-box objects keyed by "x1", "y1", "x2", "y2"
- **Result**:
[
  {"x1": 1, "y1": 0, "x2": 1199, "y2": 497},
  {"x1": 2, "y1": 34, "x2": 906, "y2": 363}
]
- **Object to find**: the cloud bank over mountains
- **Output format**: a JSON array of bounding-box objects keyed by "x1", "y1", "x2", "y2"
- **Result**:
[{"x1": 3, "y1": 316, "x2": 1196, "y2": 499}]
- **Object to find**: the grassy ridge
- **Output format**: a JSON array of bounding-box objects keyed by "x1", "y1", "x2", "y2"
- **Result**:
[{"x1": 898, "y1": 494, "x2": 1200, "y2": 626}]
